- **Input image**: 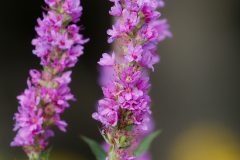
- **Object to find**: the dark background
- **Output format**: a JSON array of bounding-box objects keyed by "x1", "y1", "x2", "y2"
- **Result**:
[{"x1": 0, "y1": 0, "x2": 239, "y2": 159}]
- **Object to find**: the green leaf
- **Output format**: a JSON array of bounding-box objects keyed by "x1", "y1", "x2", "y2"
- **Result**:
[
  {"x1": 40, "y1": 147, "x2": 52, "y2": 160},
  {"x1": 81, "y1": 136, "x2": 107, "y2": 160},
  {"x1": 134, "y1": 130, "x2": 162, "y2": 157}
]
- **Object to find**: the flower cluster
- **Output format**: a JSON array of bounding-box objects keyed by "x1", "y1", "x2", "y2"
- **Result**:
[
  {"x1": 11, "y1": 0, "x2": 87, "y2": 158},
  {"x1": 102, "y1": 116, "x2": 154, "y2": 160},
  {"x1": 93, "y1": 0, "x2": 171, "y2": 159}
]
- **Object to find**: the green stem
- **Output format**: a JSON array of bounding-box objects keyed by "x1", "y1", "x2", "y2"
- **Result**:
[
  {"x1": 108, "y1": 145, "x2": 117, "y2": 160},
  {"x1": 28, "y1": 153, "x2": 40, "y2": 160}
]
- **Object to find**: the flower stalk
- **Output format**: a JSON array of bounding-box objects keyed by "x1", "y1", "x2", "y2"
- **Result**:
[
  {"x1": 11, "y1": 0, "x2": 88, "y2": 159},
  {"x1": 108, "y1": 145, "x2": 117, "y2": 160},
  {"x1": 93, "y1": 0, "x2": 171, "y2": 159}
]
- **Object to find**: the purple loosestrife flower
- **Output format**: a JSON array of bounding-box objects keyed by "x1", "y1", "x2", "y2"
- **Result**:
[
  {"x1": 93, "y1": 0, "x2": 171, "y2": 159},
  {"x1": 11, "y1": 0, "x2": 88, "y2": 159}
]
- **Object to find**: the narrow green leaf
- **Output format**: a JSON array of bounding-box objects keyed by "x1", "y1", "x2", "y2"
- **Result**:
[
  {"x1": 81, "y1": 136, "x2": 107, "y2": 160},
  {"x1": 134, "y1": 130, "x2": 162, "y2": 157},
  {"x1": 40, "y1": 147, "x2": 52, "y2": 160}
]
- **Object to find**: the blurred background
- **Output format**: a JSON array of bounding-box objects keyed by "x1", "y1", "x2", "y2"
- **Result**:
[{"x1": 0, "y1": 0, "x2": 239, "y2": 159}]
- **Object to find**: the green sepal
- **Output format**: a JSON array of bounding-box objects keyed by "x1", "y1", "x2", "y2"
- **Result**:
[
  {"x1": 81, "y1": 136, "x2": 107, "y2": 160},
  {"x1": 125, "y1": 125, "x2": 133, "y2": 131},
  {"x1": 134, "y1": 130, "x2": 162, "y2": 157},
  {"x1": 39, "y1": 147, "x2": 52, "y2": 160}
]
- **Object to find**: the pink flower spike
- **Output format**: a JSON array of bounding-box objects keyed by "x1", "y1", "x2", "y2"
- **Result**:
[
  {"x1": 94, "y1": 0, "x2": 171, "y2": 159},
  {"x1": 11, "y1": 0, "x2": 88, "y2": 158}
]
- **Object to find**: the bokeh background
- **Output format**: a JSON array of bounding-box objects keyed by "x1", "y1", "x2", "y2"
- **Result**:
[{"x1": 0, "y1": 0, "x2": 239, "y2": 159}]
